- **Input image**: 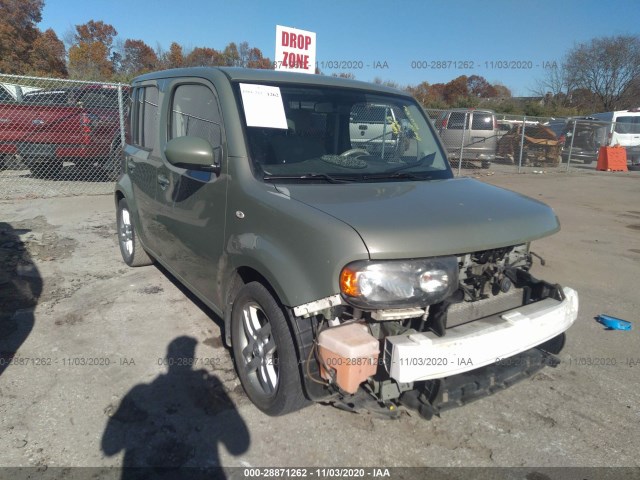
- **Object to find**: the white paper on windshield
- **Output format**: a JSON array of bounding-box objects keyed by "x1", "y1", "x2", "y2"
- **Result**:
[{"x1": 240, "y1": 83, "x2": 288, "y2": 129}]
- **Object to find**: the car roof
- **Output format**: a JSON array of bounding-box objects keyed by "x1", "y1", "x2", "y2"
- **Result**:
[
  {"x1": 132, "y1": 67, "x2": 409, "y2": 97},
  {"x1": 589, "y1": 109, "x2": 640, "y2": 119}
]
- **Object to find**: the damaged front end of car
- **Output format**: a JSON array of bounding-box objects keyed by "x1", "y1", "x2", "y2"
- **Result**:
[{"x1": 290, "y1": 243, "x2": 578, "y2": 419}]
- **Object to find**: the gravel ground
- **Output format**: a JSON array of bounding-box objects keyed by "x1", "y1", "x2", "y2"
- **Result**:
[{"x1": 0, "y1": 168, "x2": 639, "y2": 478}]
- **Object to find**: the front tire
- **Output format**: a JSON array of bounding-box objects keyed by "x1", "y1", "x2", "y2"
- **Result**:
[
  {"x1": 231, "y1": 282, "x2": 309, "y2": 416},
  {"x1": 116, "y1": 198, "x2": 152, "y2": 267}
]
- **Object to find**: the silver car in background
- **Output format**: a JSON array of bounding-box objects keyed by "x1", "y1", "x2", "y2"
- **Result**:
[{"x1": 437, "y1": 108, "x2": 497, "y2": 169}]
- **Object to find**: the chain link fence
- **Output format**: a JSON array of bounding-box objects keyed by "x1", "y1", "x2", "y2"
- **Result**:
[
  {"x1": 1, "y1": 72, "x2": 638, "y2": 200},
  {"x1": 424, "y1": 107, "x2": 640, "y2": 176},
  {"x1": 0, "y1": 73, "x2": 128, "y2": 199}
]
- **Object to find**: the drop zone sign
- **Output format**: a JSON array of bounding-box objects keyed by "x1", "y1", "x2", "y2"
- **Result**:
[{"x1": 275, "y1": 25, "x2": 316, "y2": 74}]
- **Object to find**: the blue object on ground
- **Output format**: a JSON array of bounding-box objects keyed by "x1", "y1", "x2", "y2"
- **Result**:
[{"x1": 596, "y1": 314, "x2": 632, "y2": 331}]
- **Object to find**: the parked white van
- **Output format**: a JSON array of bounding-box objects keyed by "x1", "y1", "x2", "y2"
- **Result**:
[{"x1": 589, "y1": 108, "x2": 640, "y2": 166}]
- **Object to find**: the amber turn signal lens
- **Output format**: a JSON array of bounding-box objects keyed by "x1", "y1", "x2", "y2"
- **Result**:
[{"x1": 339, "y1": 267, "x2": 360, "y2": 297}]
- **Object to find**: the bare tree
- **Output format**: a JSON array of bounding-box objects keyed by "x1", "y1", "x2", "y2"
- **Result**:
[
  {"x1": 565, "y1": 35, "x2": 640, "y2": 111},
  {"x1": 531, "y1": 63, "x2": 572, "y2": 103}
]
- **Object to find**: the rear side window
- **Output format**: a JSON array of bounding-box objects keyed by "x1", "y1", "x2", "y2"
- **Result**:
[
  {"x1": 446, "y1": 112, "x2": 468, "y2": 130},
  {"x1": 614, "y1": 116, "x2": 640, "y2": 134},
  {"x1": 170, "y1": 84, "x2": 222, "y2": 148},
  {"x1": 471, "y1": 113, "x2": 494, "y2": 130},
  {"x1": 23, "y1": 91, "x2": 69, "y2": 105},
  {"x1": 76, "y1": 89, "x2": 119, "y2": 108},
  {"x1": 131, "y1": 86, "x2": 159, "y2": 151}
]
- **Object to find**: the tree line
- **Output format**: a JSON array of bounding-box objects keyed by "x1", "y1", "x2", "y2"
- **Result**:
[
  {"x1": 0, "y1": 1, "x2": 272, "y2": 81},
  {"x1": 1, "y1": 0, "x2": 638, "y2": 116},
  {"x1": 67, "y1": 20, "x2": 272, "y2": 82},
  {"x1": 532, "y1": 35, "x2": 640, "y2": 114}
]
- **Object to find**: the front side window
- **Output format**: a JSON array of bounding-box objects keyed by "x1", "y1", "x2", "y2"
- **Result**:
[
  {"x1": 170, "y1": 84, "x2": 222, "y2": 148},
  {"x1": 239, "y1": 83, "x2": 451, "y2": 183}
]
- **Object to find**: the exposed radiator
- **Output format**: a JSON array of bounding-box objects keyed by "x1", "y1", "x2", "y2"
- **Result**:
[{"x1": 447, "y1": 288, "x2": 525, "y2": 328}]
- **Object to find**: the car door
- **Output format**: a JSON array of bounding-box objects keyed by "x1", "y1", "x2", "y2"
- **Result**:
[
  {"x1": 125, "y1": 83, "x2": 162, "y2": 252},
  {"x1": 438, "y1": 111, "x2": 467, "y2": 156},
  {"x1": 468, "y1": 111, "x2": 496, "y2": 157},
  {"x1": 155, "y1": 80, "x2": 227, "y2": 304}
]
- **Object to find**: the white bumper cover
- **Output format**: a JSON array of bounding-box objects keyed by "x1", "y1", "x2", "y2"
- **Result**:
[{"x1": 384, "y1": 287, "x2": 579, "y2": 383}]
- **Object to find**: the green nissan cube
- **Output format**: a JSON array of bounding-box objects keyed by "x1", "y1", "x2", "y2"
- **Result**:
[{"x1": 116, "y1": 67, "x2": 579, "y2": 418}]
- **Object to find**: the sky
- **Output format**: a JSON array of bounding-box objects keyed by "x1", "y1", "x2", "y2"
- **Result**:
[{"x1": 39, "y1": 0, "x2": 640, "y2": 96}]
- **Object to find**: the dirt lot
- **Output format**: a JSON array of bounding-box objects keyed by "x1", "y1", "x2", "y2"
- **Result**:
[{"x1": 1, "y1": 169, "x2": 639, "y2": 476}]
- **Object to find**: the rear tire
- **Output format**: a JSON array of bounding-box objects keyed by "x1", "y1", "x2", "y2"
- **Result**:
[
  {"x1": 481, "y1": 160, "x2": 491, "y2": 169},
  {"x1": 116, "y1": 198, "x2": 152, "y2": 267},
  {"x1": 231, "y1": 282, "x2": 310, "y2": 416}
]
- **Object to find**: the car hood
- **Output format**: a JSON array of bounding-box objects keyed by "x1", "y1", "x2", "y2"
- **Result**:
[{"x1": 274, "y1": 178, "x2": 560, "y2": 259}]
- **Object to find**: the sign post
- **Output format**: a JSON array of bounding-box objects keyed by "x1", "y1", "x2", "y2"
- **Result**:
[{"x1": 275, "y1": 25, "x2": 316, "y2": 74}]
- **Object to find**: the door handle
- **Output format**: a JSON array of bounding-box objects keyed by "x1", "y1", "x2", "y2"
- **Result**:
[{"x1": 157, "y1": 175, "x2": 170, "y2": 189}]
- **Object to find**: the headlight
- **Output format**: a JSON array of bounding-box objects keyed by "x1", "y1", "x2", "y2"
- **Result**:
[{"x1": 339, "y1": 257, "x2": 458, "y2": 309}]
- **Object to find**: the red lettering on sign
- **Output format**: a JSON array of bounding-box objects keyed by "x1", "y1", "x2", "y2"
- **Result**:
[
  {"x1": 292, "y1": 53, "x2": 309, "y2": 69},
  {"x1": 281, "y1": 31, "x2": 312, "y2": 51}
]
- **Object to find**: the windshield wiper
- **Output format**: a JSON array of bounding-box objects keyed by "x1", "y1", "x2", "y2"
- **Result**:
[
  {"x1": 263, "y1": 173, "x2": 351, "y2": 184},
  {"x1": 359, "y1": 152, "x2": 438, "y2": 181},
  {"x1": 386, "y1": 152, "x2": 436, "y2": 174}
]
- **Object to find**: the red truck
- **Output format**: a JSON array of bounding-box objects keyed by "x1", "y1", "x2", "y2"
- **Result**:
[{"x1": 0, "y1": 84, "x2": 125, "y2": 178}]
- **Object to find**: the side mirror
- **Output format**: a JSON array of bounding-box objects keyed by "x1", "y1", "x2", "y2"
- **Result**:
[{"x1": 164, "y1": 136, "x2": 221, "y2": 174}]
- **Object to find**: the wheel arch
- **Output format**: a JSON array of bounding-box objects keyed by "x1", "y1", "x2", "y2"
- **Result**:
[
  {"x1": 222, "y1": 265, "x2": 285, "y2": 348},
  {"x1": 114, "y1": 178, "x2": 151, "y2": 255},
  {"x1": 222, "y1": 265, "x2": 330, "y2": 402}
]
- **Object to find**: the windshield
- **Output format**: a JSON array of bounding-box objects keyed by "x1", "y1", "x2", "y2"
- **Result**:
[{"x1": 238, "y1": 83, "x2": 452, "y2": 182}]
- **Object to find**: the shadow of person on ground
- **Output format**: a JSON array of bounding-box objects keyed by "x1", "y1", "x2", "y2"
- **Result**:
[
  {"x1": 0, "y1": 222, "x2": 42, "y2": 377},
  {"x1": 101, "y1": 336, "x2": 250, "y2": 480}
]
